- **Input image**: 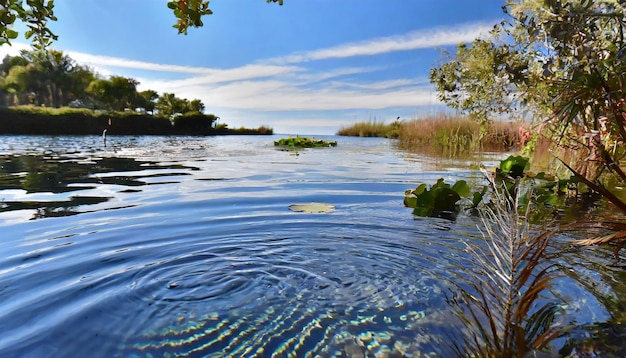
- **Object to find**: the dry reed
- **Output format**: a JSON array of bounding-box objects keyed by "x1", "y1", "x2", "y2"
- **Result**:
[
  {"x1": 448, "y1": 174, "x2": 569, "y2": 357},
  {"x1": 397, "y1": 114, "x2": 519, "y2": 156},
  {"x1": 336, "y1": 119, "x2": 401, "y2": 138}
]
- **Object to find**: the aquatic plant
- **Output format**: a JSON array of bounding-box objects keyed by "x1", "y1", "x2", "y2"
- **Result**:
[
  {"x1": 449, "y1": 180, "x2": 569, "y2": 357},
  {"x1": 403, "y1": 178, "x2": 485, "y2": 219},
  {"x1": 274, "y1": 136, "x2": 337, "y2": 149},
  {"x1": 488, "y1": 155, "x2": 585, "y2": 223}
]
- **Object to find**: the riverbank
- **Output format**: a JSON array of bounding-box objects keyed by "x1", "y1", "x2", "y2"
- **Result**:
[{"x1": 0, "y1": 106, "x2": 273, "y2": 136}]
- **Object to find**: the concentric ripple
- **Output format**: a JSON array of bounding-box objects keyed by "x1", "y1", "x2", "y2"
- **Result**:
[{"x1": 115, "y1": 217, "x2": 467, "y2": 357}]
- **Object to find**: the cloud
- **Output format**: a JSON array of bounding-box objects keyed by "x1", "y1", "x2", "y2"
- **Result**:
[
  {"x1": 0, "y1": 42, "x2": 31, "y2": 58},
  {"x1": 144, "y1": 75, "x2": 440, "y2": 112},
  {"x1": 132, "y1": 22, "x2": 491, "y2": 113},
  {"x1": 264, "y1": 22, "x2": 494, "y2": 64}
]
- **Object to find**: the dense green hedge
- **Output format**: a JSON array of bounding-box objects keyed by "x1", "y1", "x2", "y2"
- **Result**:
[{"x1": 0, "y1": 107, "x2": 271, "y2": 135}]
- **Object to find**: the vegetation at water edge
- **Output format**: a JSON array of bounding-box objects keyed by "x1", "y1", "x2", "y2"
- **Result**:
[
  {"x1": 0, "y1": 106, "x2": 272, "y2": 136},
  {"x1": 336, "y1": 119, "x2": 402, "y2": 138},
  {"x1": 338, "y1": 115, "x2": 521, "y2": 155},
  {"x1": 274, "y1": 136, "x2": 337, "y2": 149}
]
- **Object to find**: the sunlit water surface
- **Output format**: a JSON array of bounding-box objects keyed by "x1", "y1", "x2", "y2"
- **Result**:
[{"x1": 1, "y1": 135, "x2": 625, "y2": 357}]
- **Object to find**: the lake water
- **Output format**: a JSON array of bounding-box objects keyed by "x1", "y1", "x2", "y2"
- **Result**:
[{"x1": 0, "y1": 135, "x2": 624, "y2": 357}]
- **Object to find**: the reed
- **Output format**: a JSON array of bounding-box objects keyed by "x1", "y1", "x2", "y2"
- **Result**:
[
  {"x1": 448, "y1": 174, "x2": 569, "y2": 357},
  {"x1": 336, "y1": 119, "x2": 401, "y2": 138},
  {"x1": 397, "y1": 114, "x2": 519, "y2": 156}
]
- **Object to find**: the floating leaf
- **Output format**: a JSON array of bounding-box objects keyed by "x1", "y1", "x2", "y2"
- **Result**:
[
  {"x1": 288, "y1": 202, "x2": 335, "y2": 213},
  {"x1": 498, "y1": 155, "x2": 529, "y2": 178},
  {"x1": 452, "y1": 180, "x2": 471, "y2": 197}
]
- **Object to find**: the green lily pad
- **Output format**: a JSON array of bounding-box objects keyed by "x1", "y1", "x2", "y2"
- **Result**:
[{"x1": 288, "y1": 202, "x2": 335, "y2": 213}]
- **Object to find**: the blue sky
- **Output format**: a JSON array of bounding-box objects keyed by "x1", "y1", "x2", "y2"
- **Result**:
[{"x1": 1, "y1": 0, "x2": 506, "y2": 134}]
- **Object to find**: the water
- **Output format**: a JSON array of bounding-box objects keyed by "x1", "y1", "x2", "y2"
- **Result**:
[{"x1": 0, "y1": 135, "x2": 624, "y2": 357}]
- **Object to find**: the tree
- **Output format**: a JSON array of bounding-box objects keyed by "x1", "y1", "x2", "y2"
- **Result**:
[
  {"x1": 136, "y1": 89, "x2": 159, "y2": 114},
  {"x1": 431, "y1": 0, "x2": 626, "y2": 181},
  {"x1": 430, "y1": 35, "x2": 543, "y2": 124},
  {"x1": 0, "y1": 1, "x2": 283, "y2": 48},
  {"x1": 86, "y1": 75, "x2": 139, "y2": 111},
  {"x1": 187, "y1": 98, "x2": 205, "y2": 113},
  {"x1": 156, "y1": 92, "x2": 187, "y2": 118}
]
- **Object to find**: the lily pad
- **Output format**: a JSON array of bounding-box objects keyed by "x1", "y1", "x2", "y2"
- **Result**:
[{"x1": 288, "y1": 202, "x2": 335, "y2": 213}]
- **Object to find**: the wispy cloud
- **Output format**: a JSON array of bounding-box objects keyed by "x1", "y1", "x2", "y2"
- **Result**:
[
  {"x1": 144, "y1": 75, "x2": 439, "y2": 112},
  {"x1": 264, "y1": 22, "x2": 493, "y2": 64}
]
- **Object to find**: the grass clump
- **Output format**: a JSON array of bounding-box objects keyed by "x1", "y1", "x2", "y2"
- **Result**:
[{"x1": 337, "y1": 119, "x2": 401, "y2": 138}]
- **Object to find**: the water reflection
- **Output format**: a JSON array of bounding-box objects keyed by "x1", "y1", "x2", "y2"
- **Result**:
[{"x1": 0, "y1": 153, "x2": 196, "y2": 220}]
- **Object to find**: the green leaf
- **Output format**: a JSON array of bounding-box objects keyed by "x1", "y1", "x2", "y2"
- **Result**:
[
  {"x1": 413, "y1": 183, "x2": 427, "y2": 196},
  {"x1": 471, "y1": 191, "x2": 484, "y2": 208},
  {"x1": 413, "y1": 207, "x2": 432, "y2": 216},
  {"x1": 433, "y1": 187, "x2": 461, "y2": 213},
  {"x1": 5, "y1": 29, "x2": 18, "y2": 39},
  {"x1": 452, "y1": 180, "x2": 471, "y2": 197},
  {"x1": 404, "y1": 196, "x2": 417, "y2": 208}
]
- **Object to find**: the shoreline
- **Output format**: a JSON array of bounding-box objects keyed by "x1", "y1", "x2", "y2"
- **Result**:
[{"x1": 0, "y1": 107, "x2": 273, "y2": 136}]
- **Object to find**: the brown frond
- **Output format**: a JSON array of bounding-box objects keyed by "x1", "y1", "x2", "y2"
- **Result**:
[
  {"x1": 450, "y1": 175, "x2": 569, "y2": 357},
  {"x1": 572, "y1": 230, "x2": 626, "y2": 246}
]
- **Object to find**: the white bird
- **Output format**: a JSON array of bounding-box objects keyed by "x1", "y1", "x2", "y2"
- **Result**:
[{"x1": 103, "y1": 129, "x2": 108, "y2": 147}]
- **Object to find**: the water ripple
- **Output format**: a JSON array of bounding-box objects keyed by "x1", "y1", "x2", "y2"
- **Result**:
[{"x1": 0, "y1": 135, "x2": 622, "y2": 357}]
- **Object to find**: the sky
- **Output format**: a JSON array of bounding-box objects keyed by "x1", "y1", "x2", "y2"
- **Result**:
[{"x1": 1, "y1": 0, "x2": 507, "y2": 134}]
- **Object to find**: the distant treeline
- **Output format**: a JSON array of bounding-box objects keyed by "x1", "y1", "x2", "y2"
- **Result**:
[
  {"x1": 0, "y1": 49, "x2": 272, "y2": 135},
  {"x1": 0, "y1": 106, "x2": 273, "y2": 136}
]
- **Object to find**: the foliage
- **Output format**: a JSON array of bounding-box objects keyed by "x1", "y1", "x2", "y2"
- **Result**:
[
  {"x1": 1, "y1": 49, "x2": 93, "y2": 108},
  {"x1": 274, "y1": 136, "x2": 337, "y2": 149},
  {"x1": 172, "y1": 112, "x2": 217, "y2": 133},
  {"x1": 431, "y1": 0, "x2": 626, "y2": 250},
  {"x1": 86, "y1": 76, "x2": 139, "y2": 111},
  {"x1": 0, "y1": 50, "x2": 208, "y2": 118},
  {"x1": 404, "y1": 155, "x2": 585, "y2": 222},
  {"x1": 167, "y1": 0, "x2": 283, "y2": 34},
  {"x1": 430, "y1": 0, "x2": 626, "y2": 183},
  {"x1": 0, "y1": 106, "x2": 267, "y2": 136},
  {"x1": 0, "y1": 0, "x2": 282, "y2": 45},
  {"x1": 397, "y1": 114, "x2": 519, "y2": 156},
  {"x1": 216, "y1": 125, "x2": 273, "y2": 135},
  {"x1": 404, "y1": 178, "x2": 483, "y2": 219},
  {"x1": 430, "y1": 37, "x2": 538, "y2": 124},
  {"x1": 0, "y1": 0, "x2": 57, "y2": 50}
]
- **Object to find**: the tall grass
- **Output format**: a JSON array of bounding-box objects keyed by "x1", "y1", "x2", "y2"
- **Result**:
[
  {"x1": 336, "y1": 119, "x2": 401, "y2": 138},
  {"x1": 338, "y1": 114, "x2": 520, "y2": 156},
  {"x1": 398, "y1": 114, "x2": 518, "y2": 156}
]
